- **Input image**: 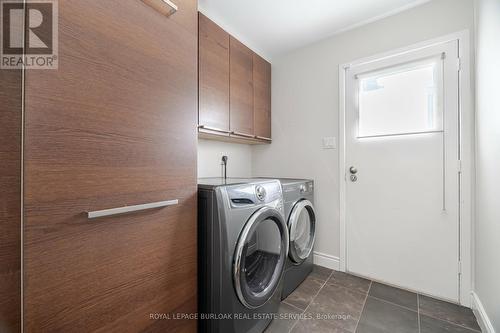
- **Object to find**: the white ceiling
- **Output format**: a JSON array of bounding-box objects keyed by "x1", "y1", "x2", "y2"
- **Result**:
[{"x1": 198, "y1": 0, "x2": 431, "y2": 60}]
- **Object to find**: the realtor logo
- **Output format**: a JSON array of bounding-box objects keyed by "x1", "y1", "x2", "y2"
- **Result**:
[{"x1": 1, "y1": 0, "x2": 58, "y2": 69}]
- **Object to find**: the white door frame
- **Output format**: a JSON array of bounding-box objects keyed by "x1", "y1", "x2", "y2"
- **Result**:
[{"x1": 338, "y1": 30, "x2": 473, "y2": 307}]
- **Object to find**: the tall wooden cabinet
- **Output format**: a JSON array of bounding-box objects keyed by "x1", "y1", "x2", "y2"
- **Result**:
[
  {"x1": 198, "y1": 13, "x2": 272, "y2": 144},
  {"x1": 1, "y1": 0, "x2": 198, "y2": 331},
  {"x1": 0, "y1": 61, "x2": 22, "y2": 333}
]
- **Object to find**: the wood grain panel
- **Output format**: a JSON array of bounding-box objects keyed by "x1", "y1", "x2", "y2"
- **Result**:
[
  {"x1": 23, "y1": 1, "x2": 197, "y2": 331},
  {"x1": 229, "y1": 36, "x2": 254, "y2": 136},
  {"x1": 198, "y1": 13, "x2": 229, "y2": 132},
  {"x1": 253, "y1": 53, "x2": 271, "y2": 140},
  {"x1": 0, "y1": 68, "x2": 22, "y2": 332}
]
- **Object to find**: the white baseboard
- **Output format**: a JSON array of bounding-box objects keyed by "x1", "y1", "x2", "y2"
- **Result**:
[
  {"x1": 313, "y1": 251, "x2": 340, "y2": 271},
  {"x1": 471, "y1": 291, "x2": 496, "y2": 333}
]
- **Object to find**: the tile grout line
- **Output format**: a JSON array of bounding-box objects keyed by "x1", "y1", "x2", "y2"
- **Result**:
[
  {"x1": 353, "y1": 280, "x2": 372, "y2": 333},
  {"x1": 302, "y1": 271, "x2": 334, "y2": 314},
  {"x1": 417, "y1": 293, "x2": 421, "y2": 333},
  {"x1": 417, "y1": 312, "x2": 482, "y2": 333},
  {"x1": 328, "y1": 281, "x2": 370, "y2": 297},
  {"x1": 288, "y1": 270, "x2": 334, "y2": 332},
  {"x1": 282, "y1": 300, "x2": 306, "y2": 313},
  {"x1": 416, "y1": 293, "x2": 481, "y2": 333},
  {"x1": 367, "y1": 294, "x2": 419, "y2": 313}
]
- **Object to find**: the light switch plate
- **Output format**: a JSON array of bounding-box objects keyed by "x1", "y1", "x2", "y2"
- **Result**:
[{"x1": 322, "y1": 137, "x2": 336, "y2": 149}]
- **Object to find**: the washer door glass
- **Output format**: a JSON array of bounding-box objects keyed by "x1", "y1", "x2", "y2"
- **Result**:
[
  {"x1": 289, "y1": 200, "x2": 316, "y2": 264},
  {"x1": 234, "y1": 207, "x2": 288, "y2": 309}
]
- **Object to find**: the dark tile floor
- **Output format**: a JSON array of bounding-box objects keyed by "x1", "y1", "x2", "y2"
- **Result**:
[{"x1": 266, "y1": 266, "x2": 481, "y2": 333}]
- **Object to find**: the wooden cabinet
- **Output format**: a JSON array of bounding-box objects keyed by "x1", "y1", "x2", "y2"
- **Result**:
[
  {"x1": 0, "y1": 0, "x2": 199, "y2": 331},
  {"x1": 253, "y1": 54, "x2": 272, "y2": 141},
  {"x1": 198, "y1": 14, "x2": 271, "y2": 144},
  {"x1": 229, "y1": 36, "x2": 255, "y2": 138},
  {"x1": 0, "y1": 63, "x2": 22, "y2": 333},
  {"x1": 198, "y1": 12, "x2": 230, "y2": 133}
]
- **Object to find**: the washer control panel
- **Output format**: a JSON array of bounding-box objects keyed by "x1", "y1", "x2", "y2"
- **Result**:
[
  {"x1": 226, "y1": 180, "x2": 283, "y2": 210},
  {"x1": 255, "y1": 185, "x2": 267, "y2": 201}
]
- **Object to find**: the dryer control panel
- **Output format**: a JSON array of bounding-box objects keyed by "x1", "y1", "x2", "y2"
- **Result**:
[{"x1": 282, "y1": 180, "x2": 314, "y2": 203}]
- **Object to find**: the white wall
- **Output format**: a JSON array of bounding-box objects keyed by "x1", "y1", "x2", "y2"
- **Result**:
[
  {"x1": 474, "y1": 0, "x2": 500, "y2": 330},
  {"x1": 252, "y1": 0, "x2": 475, "y2": 264},
  {"x1": 198, "y1": 139, "x2": 253, "y2": 178}
]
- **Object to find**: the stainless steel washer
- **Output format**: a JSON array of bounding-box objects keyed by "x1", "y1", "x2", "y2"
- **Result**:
[
  {"x1": 279, "y1": 179, "x2": 316, "y2": 299},
  {"x1": 198, "y1": 178, "x2": 288, "y2": 333}
]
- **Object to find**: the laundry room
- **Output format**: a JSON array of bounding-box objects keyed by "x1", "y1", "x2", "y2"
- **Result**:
[{"x1": 1, "y1": 0, "x2": 499, "y2": 332}]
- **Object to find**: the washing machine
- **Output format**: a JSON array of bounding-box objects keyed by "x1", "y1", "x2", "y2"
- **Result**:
[
  {"x1": 198, "y1": 178, "x2": 289, "y2": 333},
  {"x1": 279, "y1": 179, "x2": 316, "y2": 299}
]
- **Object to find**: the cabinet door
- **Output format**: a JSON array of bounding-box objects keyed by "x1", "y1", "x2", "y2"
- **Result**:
[
  {"x1": 230, "y1": 37, "x2": 254, "y2": 137},
  {"x1": 199, "y1": 13, "x2": 230, "y2": 133},
  {"x1": 0, "y1": 65, "x2": 22, "y2": 333},
  {"x1": 23, "y1": 1, "x2": 197, "y2": 332},
  {"x1": 253, "y1": 54, "x2": 272, "y2": 140}
]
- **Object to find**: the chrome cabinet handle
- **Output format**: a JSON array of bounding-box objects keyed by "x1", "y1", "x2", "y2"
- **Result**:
[
  {"x1": 198, "y1": 125, "x2": 230, "y2": 134},
  {"x1": 142, "y1": 0, "x2": 178, "y2": 17},
  {"x1": 231, "y1": 131, "x2": 254, "y2": 138},
  {"x1": 87, "y1": 200, "x2": 178, "y2": 219},
  {"x1": 255, "y1": 136, "x2": 272, "y2": 141}
]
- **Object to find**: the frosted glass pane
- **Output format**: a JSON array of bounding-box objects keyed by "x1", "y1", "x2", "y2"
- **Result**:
[{"x1": 358, "y1": 63, "x2": 441, "y2": 137}]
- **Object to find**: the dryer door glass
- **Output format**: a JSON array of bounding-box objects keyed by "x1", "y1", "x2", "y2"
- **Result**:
[
  {"x1": 289, "y1": 200, "x2": 316, "y2": 264},
  {"x1": 234, "y1": 207, "x2": 288, "y2": 309}
]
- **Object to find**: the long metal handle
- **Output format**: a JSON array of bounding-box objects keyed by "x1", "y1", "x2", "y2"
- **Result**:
[
  {"x1": 87, "y1": 199, "x2": 178, "y2": 219},
  {"x1": 441, "y1": 54, "x2": 446, "y2": 212},
  {"x1": 142, "y1": 0, "x2": 178, "y2": 17},
  {"x1": 255, "y1": 136, "x2": 272, "y2": 141},
  {"x1": 231, "y1": 131, "x2": 254, "y2": 138},
  {"x1": 199, "y1": 125, "x2": 230, "y2": 134}
]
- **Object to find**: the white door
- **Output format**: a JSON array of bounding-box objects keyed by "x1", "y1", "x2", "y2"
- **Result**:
[{"x1": 345, "y1": 40, "x2": 460, "y2": 302}]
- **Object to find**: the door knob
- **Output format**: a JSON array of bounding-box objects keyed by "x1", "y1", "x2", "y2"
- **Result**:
[{"x1": 349, "y1": 166, "x2": 358, "y2": 174}]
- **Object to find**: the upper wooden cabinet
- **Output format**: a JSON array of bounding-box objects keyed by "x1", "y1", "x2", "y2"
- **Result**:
[
  {"x1": 229, "y1": 36, "x2": 255, "y2": 138},
  {"x1": 198, "y1": 13, "x2": 230, "y2": 133},
  {"x1": 198, "y1": 13, "x2": 271, "y2": 144},
  {"x1": 253, "y1": 54, "x2": 272, "y2": 140}
]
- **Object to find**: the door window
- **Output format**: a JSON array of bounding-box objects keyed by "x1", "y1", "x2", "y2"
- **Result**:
[
  {"x1": 289, "y1": 201, "x2": 315, "y2": 263},
  {"x1": 243, "y1": 218, "x2": 281, "y2": 294},
  {"x1": 234, "y1": 208, "x2": 288, "y2": 309},
  {"x1": 357, "y1": 57, "x2": 443, "y2": 138}
]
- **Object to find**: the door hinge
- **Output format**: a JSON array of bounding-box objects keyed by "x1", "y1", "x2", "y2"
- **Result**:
[
  {"x1": 457, "y1": 160, "x2": 462, "y2": 173},
  {"x1": 458, "y1": 261, "x2": 462, "y2": 275},
  {"x1": 456, "y1": 58, "x2": 461, "y2": 72}
]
